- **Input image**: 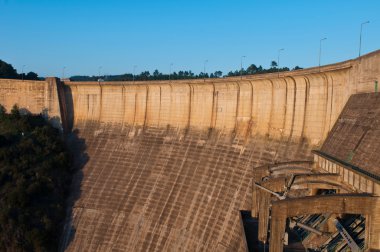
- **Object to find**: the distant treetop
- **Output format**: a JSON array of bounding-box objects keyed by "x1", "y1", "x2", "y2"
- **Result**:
[
  {"x1": 0, "y1": 60, "x2": 41, "y2": 81},
  {"x1": 70, "y1": 61, "x2": 302, "y2": 82},
  {"x1": 0, "y1": 58, "x2": 303, "y2": 82}
]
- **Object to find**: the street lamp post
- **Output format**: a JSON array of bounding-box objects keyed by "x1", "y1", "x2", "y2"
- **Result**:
[
  {"x1": 169, "y1": 63, "x2": 173, "y2": 81},
  {"x1": 133, "y1": 65, "x2": 137, "y2": 83},
  {"x1": 240, "y1": 56, "x2": 246, "y2": 80},
  {"x1": 21, "y1": 65, "x2": 26, "y2": 81},
  {"x1": 203, "y1": 60, "x2": 208, "y2": 82},
  {"x1": 359, "y1": 21, "x2": 370, "y2": 57},
  {"x1": 98, "y1": 66, "x2": 102, "y2": 82},
  {"x1": 277, "y1": 48, "x2": 284, "y2": 77},
  {"x1": 319, "y1": 38, "x2": 327, "y2": 70}
]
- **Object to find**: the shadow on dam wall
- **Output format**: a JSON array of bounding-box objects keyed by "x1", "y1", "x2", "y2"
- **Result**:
[
  {"x1": 58, "y1": 84, "x2": 89, "y2": 250},
  {"x1": 59, "y1": 128, "x2": 88, "y2": 251},
  {"x1": 62, "y1": 84, "x2": 75, "y2": 132}
]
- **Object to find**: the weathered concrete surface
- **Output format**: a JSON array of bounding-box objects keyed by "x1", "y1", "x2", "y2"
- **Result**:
[
  {"x1": 0, "y1": 77, "x2": 63, "y2": 129},
  {"x1": 62, "y1": 50, "x2": 380, "y2": 146},
  {"x1": 321, "y1": 92, "x2": 380, "y2": 179},
  {"x1": 62, "y1": 125, "x2": 311, "y2": 251},
  {"x1": 0, "y1": 51, "x2": 379, "y2": 251}
]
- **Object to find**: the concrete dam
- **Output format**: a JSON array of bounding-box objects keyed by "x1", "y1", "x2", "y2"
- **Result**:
[{"x1": 0, "y1": 50, "x2": 379, "y2": 251}]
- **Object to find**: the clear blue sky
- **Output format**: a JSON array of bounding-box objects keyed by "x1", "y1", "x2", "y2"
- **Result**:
[{"x1": 0, "y1": 0, "x2": 379, "y2": 77}]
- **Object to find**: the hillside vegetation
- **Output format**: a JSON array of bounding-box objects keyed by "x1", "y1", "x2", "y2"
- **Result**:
[{"x1": 0, "y1": 105, "x2": 71, "y2": 252}]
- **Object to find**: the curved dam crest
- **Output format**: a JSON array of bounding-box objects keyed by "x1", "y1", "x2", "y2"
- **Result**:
[
  {"x1": 0, "y1": 51, "x2": 379, "y2": 251},
  {"x1": 65, "y1": 66, "x2": 348, "y2": 145}
]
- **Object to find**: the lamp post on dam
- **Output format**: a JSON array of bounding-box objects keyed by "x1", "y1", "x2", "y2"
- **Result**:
[
  {"x1": 359, "y1": 21, "x2": 369, "y2": 57},
  {"x1": 277, "y1": 48, "x2": 284, "y2": 77},
  {"x1": 319, "y1": 37, "x2": 327, "y2": 71},
  {"x1": 240, "y1": 56, "x2": 246, "y2": 80},
  {"x1": 203, "y1": 60, "x2": 208, "y2": 82}
]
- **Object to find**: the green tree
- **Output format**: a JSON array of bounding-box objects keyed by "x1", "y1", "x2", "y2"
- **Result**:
[
  {"x1": 246, "y1": 64, "x2": 258, "y2": 74},
  {"x1": 0, "y1": 105, "x2": 5, "y2": 119},
  {"x1": 140, "y1": 71, "x2": 150, "y2": 80},
  {"x1": 10, "y1": 104, "x2": 20, "y2": 119},
  {"x1": 25, "y1": 72, "x2": 39, "y2": 80},
  {"x1": 214, "y1": 71, "x2": 223, "y2": 78},
  {"x1": 153, "y1": 69, "x2": 160, "y2": 78},
  {"x1": 270, "y1": 61, "x2": 278, "y2": 68},
  {"x1": 0, "y1": 60, "x2": 19, "y2": 79}
]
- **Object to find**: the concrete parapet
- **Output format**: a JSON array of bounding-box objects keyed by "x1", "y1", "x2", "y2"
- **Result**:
[{"x1": 320, "y1": 92, "x2": 380, "y2": 179}]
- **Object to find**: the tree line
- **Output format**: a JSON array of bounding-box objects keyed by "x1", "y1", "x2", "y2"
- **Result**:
[
  {"x1": 70, "y1": 69, "x2": 223, "y2": 82},
  {"x1": 226, "y1": 61, "x2": 302, "y2": 77},
  {"x1": 0, "y1": 60, "x2": 41, "y2": 80},
  {"x1": 0, "y1": 58, "x2": 303, "y2": 82},
  {"x1": 70, "y1": 61, "x2": 303, "y2": 82}
]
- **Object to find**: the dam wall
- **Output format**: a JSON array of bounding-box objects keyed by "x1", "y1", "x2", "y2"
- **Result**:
[
  {"x1": 0, "y1": 50, "x2": 379, "y2": 251},
  {"x1": 0, "y1": 51, "x2": 378, "y2": 143},
  {"x1": 59, "y1": 51, "x2": 379, "y2": 251},
  {"x1": 0, "y1": 77, "x2": 63, "y2": 129},
  {"x1": 63, "y1": 50, "x2": 379, "y2": 146}
]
